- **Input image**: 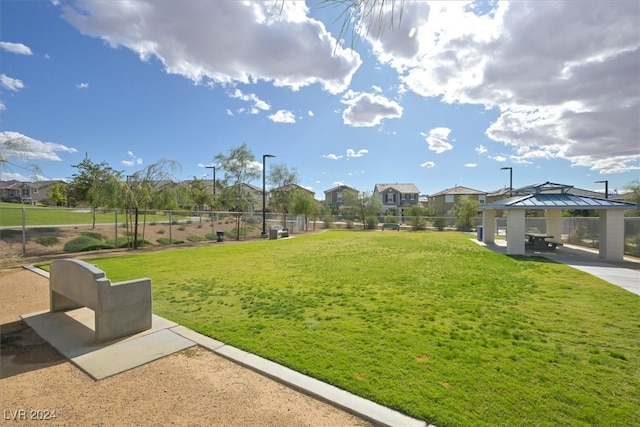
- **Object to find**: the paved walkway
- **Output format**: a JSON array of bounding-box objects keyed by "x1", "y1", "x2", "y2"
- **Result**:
[{"x1": 474, "y1": 240, "x2": 640, "y2": 296}]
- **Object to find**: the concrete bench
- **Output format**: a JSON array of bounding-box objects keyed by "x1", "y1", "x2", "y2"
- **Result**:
[
  {"x1": 50, "y1": 259, "x2": 152, "y2": 343},
  {"x1": 381, "y1": 223, "x2": 400, "y2": 231},
  {"x1": 269, "y1": 225, "x2": 289, "y2": 239}
]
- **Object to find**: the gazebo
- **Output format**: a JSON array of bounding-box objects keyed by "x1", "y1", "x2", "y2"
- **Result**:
[{"x1": 479, "y1": 182, "x2": 637, "y2": 261}]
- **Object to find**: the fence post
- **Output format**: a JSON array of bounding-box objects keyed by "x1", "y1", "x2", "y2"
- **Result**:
[
  {"x1": 21, "y1": 207, "x2": 26, "y2": 256},
  {"x1": 115, "y1": 210, "x2": 118, "y2": 248},
  {"x1": 169, "y1": 210, "x2": 172, "y2": 243}
]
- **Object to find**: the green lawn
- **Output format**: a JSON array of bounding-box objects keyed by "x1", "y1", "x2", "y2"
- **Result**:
[
  {"x1": 85, "y1": 231, "x2": 639, "y2": 427},
  {"x1": 0, "y1": 203, "x2": 184, "y2": 227}
]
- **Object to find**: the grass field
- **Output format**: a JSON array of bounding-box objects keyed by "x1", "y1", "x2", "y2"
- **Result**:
[{"x1": 82, "y1": 231, "x2": 638, "y2": 427}]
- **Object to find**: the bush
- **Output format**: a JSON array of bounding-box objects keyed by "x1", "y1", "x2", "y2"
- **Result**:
[
  {"x1": 187, "y1": 235, "x2": 206, "y2": 242},
  {"x1": 64, "y1": 236, "x2": 113, "y2": 252},
  {"x1": 384, "y1": 215, "x2": 397, "y2": 223},
  {"x1": 36, "y1": 236, "x2": 59, "y2": 246},
  {"x1": 157, "y1": 228, "x2": 165, "y2": 234},
  {"x1": 433, "y1": 217, "x2": 446, "y2": 231},
  {"x1": 81, "y1": 231, "x2": 104, "y2": 240},
  {"x1": 345, "y1": 220, "x2": 354, "y2": 229},
  {"x1": 157, "y1": 238, "x2": 184, "y2": 245},
  {"x1": 365, "y1": 216, "x2": 378, "y2": 230}
]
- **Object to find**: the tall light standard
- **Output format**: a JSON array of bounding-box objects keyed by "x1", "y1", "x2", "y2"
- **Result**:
[
  {"x1": 262, "y1": 154, "x2": 275, "y2": 237},
  {"x1": 205, "y1": 165, "x2": 216, "y2": 237},
  {"x1": 595, "y1": 180, "x2": 609, "y2": 199},
  {"x1": 500, "y1": 167, "x2": 513, "y2": 197}
]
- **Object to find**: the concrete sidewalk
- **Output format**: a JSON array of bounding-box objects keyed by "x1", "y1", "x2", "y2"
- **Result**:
[{"x1": 474, "y1": 240, "x2": 640, "y2": 296}]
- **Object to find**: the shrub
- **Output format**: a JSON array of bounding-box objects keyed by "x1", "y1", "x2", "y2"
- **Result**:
[
  {"x1": 64, "y1": 236, "x2": 113, "y2": 252},
  {"x1": 384, "y1": 215, "x2": 397, "y2": 223},
  {"x1": 36, "y1": 236, "x2": 59, "y2": 246},
  {"x1": 187, "y1": 235, "x2": 206, "y2": 242},
  {"x1": 81, "y1": 231, "x2": 104, "y2": 240},
  {"x1": 157, "y1": 229, "x2": 165, "y2": 234},
  {"x1": 365, "y1": 216, "x2": 378, "y2": 230},
  {"x1": 178, "y1": 225, "x2": 186, "y2": 231},
  {"x1": 433, "y1": 217, "x2": 446, "y2": 231},
  {"x1": 345, "y1": 220, "x2": 354, "y2": 229},
  {"x1": 157, "y1": 238, "x2": 184, "y2": 245}
]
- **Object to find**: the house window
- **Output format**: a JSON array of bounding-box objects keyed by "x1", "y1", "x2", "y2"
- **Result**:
[
  {"x1": 386, "y1": 193, "x2": 395, "y2": 203},
  {"x1": 479, "y1": 195, "x2": 486, "y2": 203},
  {"x1": 445, "y1": 195, "x2": 454, "y2": 203},
  {"x1": 337, "y1": 192, "x2": 342, "y2": 202}
]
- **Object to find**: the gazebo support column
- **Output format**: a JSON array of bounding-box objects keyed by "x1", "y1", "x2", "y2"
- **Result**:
[
  {"x1": 546, "y1": 209, "x2": 563, "y2": 243},
  {"x1": 482, "y1": 210, "x2": 495, "y2": 244},
  {"x1": 506, "y1": 210, "x2": 525, "y2": 255},
  {"x1": 599, "y1": 210, "x2": 625, "y2": 261}
]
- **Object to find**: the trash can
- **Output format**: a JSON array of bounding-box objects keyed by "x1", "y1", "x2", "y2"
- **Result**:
[
  {"x1": 477, "y1": 226, "x2": 483, "y2": 241},
  {"x1": 269, "y1": 226, "x2": 279, "y2": 240},
  {"x1": 216, "y1": 231, "x2": 224, "y2": 242}
]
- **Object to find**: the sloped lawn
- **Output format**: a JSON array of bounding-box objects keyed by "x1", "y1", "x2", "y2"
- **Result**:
[{"x1": 89, "y1": 231, "x2": 639, "y2": 427}]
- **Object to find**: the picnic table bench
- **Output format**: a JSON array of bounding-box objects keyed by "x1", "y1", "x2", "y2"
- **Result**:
[
  {"x1": 525, "y1": 233, "x2": 563, "y2": 251},
  {"x1": 269, "y1": 225, "x2": 289, "y2": 239}
]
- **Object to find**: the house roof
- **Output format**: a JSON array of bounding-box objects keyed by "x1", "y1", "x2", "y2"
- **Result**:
[
  {"x1": 480, "y1": 193, "x2": 636, "y2": 211},
  {"x1": 374, "y1": 183, "x2": 420, "y2": 194},
  {"x1": 429, "y1": 185, "x2": 486, "y2": 197},
  {"x1": 324, "y1": 184, "x2": 356, "y2": 194}
]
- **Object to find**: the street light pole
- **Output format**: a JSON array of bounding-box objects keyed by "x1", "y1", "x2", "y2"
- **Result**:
[
  {"x1": 205, "y1": 165, "x2": 216, "y2": 237},
  {"x1": 500, "y1": 167, "x2": 513, "y2": 197},
  {"x1": 595, "y1": 180, "x2": 609, "y2": 199},
  {"x1": 262, "y1": 154, "x2": 275, "y2": 237}
]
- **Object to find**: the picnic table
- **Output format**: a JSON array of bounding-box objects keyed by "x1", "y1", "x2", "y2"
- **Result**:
[{"x1": 525, "y1": 233, "x2": 562, "y2": 251}]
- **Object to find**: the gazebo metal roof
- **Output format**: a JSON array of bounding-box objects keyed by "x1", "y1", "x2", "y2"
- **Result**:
[{"x1": 480, "y1": 193, "x2": 636, "y2": 210}]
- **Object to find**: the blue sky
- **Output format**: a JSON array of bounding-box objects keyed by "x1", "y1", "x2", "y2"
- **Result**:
[{"x1": 1, "y1": 0, "x2": 638, "y2": 199}]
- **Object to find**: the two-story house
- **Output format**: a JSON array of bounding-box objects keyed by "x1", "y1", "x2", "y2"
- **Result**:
[
  {"x1": 0, "y1": 180, "x2": 65, "y2": 205},
  {"x1": 324, "y1": 184, "x2": 358, "y2": 213},
  {"x1": 429, "y1": 185, "x2": 487, "y2": 215},
  {"x1": 373, "y1": 183, "x2": 420, "y2": 215}
]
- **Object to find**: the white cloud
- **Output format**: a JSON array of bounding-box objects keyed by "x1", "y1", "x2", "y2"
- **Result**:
[
  {"x1": 420, "y1": 161, "x2": 436, "y2": 168},
  {"x1": 464, "y1": 163, "x2": 477, "y2": 168},
  {"x1": 61, "y1": 1, "x2": 361, "y2": 94},
  {"x1": 421, "y1": 128, "x2": 453, "y2": 154},
  {"x1": 346, "y1": 148, "x2": 368, "y2": 158},
  {"x1": 76, "y1": 82, "x2": 89, "y2": 89},
  {"x1": 268, "y1": 110, "x2": 296, "y2": 124},
  {"x1": 308, "y1": 110, "x2": 314, "y2": 117},
  {"x1": 475, "y1": 144, "x2": 487, "y2": 155},
  {"x1": 322, "y1": 153, "x2": 343, "y2": 160},
  {"x1": 370, "y1": 1, "x2": 640, "y2": 174},
  {"x1": 0, "y1": 41, "x2": 32, "y2": 55},
  {"x1": 121, "y1": 151, "x2": 143, "y2": 167},
  {"x1": 1, "y1": 74, "x2": 24, "y2": 91},
  {"x1": 229, "y1": 88, "x2": 270, "y2": 113},
  {"x1": 0, "y1": 131, "x2": 77, "y2": 162},
  {"x1": 341, "y1": 91, "x2": 403, "y2": 127}
]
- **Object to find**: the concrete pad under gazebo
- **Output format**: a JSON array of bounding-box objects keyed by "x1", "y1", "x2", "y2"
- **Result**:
[{"x1": 479, "y1": 182, "x2": 637, "y2": 261}]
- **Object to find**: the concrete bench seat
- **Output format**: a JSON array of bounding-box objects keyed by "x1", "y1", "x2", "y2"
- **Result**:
[
  {"x1": 381, "y1": 223, "x2": 400, "y2": 231},
  {"x1": 269, "y1": 225, "x2": 289, "y2": 239},
  {"x1": 50, "y1": 259, "x2": 152, "y2": 343}
]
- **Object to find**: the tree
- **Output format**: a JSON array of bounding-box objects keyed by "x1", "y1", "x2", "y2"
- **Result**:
[
  {"x1": 0, "y1": 133, "x2": 43, "y2": 181},
  {"x1": 291, "y1": 190, "x2": 318, "y2": 231},
  {"x1": 404, "y1": 204, "x2": 429, "y2": 231},
  {"x1": 69, "y1": 155, "x2": 121, "y2": 228},
  {"x1": 343, "y1": 190, "x2": 383, "y2": 227},
  {"x1": 187, "y1": 176, "x2": 213, "y2": 221},
  {"x1": 215, "y1": 143, "x2": 260, "y2": 240},
  {"x1": 268, "y1": 164, "x2": 299, "y2": 227},
  {"x1": 624, "y1": 180, "x2": 640, "y2": 217},
  {"x1": 127, "y1": 159, "x2": 182, "y2": 249},
  {"x1": 452, "y1": 196, "x2": 480, "y2": 232},
  {"x1": 48, "y1": 182, "x2": 68, "y2": 207}
]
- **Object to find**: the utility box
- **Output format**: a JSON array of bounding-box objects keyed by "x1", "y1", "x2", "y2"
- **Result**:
[
  {"x1": 269, "y1": 226, "x2": 279, "y2": 240},
  {"x1": 477, "y1": 226, "x2": 483, "y2": 241}
]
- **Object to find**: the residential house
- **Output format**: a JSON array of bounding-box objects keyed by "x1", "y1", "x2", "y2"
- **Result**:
[
  {"x1": 373, "y1": 183, "x2": 420, "y2": 215},
  {"x1": 324, "y1": 184, "x2": 357, "y2": 213},
  {"x1": 0, "y1": 180, "x2": 65, "y2": 205},
  {"x1": 270, "y1": 183, "x2": 315, "y2": 213},
  {"x1": 429, "y1": 185, "x2": 487, "y2": 215}
]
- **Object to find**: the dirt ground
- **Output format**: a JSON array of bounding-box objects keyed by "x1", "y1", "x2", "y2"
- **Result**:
[{"x1": 0, "y1": 266, "x2": 371, "y2": 426}]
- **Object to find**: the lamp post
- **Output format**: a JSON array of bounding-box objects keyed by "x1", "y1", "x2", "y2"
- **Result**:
[
  {"x1": 500, "y1": 167, "x2": 513, "y2": 197},
  {"x1": 595, "y1": 180, "x2": 609, "y2": 199},
  {"x1": 261, "y1": 154, "x2": 275, "y2": 237},
  {"x1": 205, "y1": 165, "x2": 216, "y2": 237}
]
